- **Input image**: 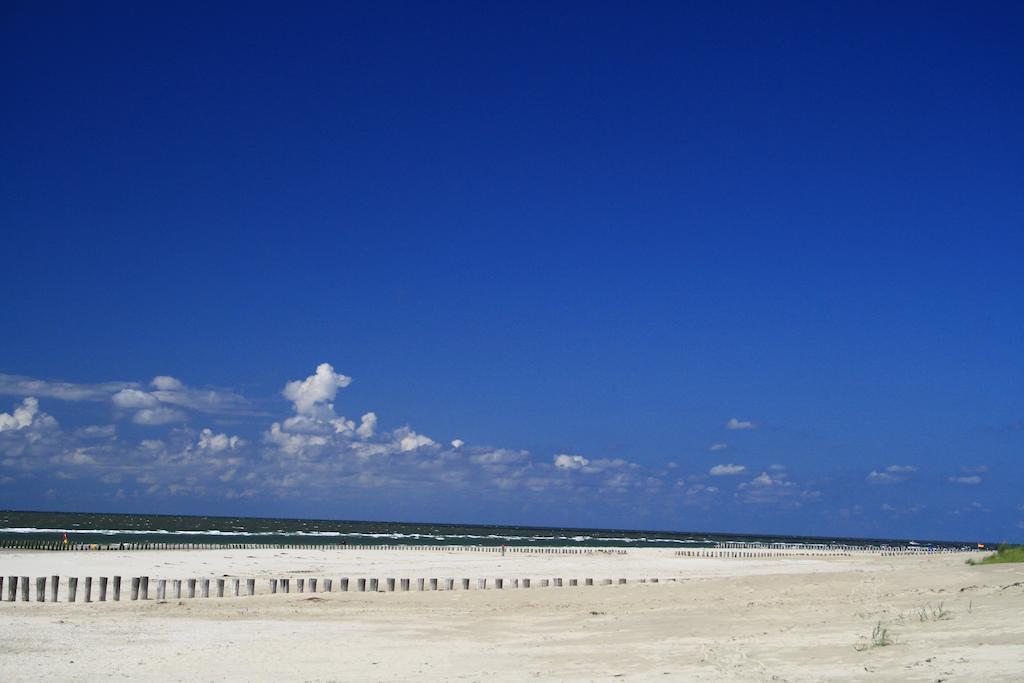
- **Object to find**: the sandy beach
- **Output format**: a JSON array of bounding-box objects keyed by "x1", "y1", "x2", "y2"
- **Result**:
[{"x1": 1, "y1": 547, "x2": 1021, "y2": 681}]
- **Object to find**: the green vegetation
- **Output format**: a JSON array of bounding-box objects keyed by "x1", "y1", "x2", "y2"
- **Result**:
[
  {"x1": 855, "y1": 621, "x2": 895, "y2": 651},
  {"x1": 967, "y1": 544, "x2": 1024, "y2": 565}
]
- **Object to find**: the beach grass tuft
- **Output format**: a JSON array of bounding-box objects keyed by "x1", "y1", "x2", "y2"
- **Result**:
[
  {"x1": 967, "y1": 544, "x2": 1024, "y2": 565},
  {"x1": 855, "y1": 621, "x2": 895, "y2": 650}
]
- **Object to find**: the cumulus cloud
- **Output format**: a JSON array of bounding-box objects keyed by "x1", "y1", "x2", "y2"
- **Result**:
[
  {"x1": 197, "y1": 428, "x2": 243, "y2": 452},
  {"x1": 0, "y1": 397, "x2": 56, "y2": 432},
  {"x1": 949, "y1": 475, "x2": 982, "y2": 485},
  {"x1": 282, "y1": 363, "x2": 351, "y2": 418},
  {"x1": 726, "y1": 418, "x2": 756, "y2": 430},
  {"x1": 709, "y1": 463, "x2": 746, "y2": 476},
  {"x1": 356, "y1": 412, "x2": 377, "y2": 439},
  {"x1": 885, "y1": 464, "x2": 917, "y2": 473},
  {"x1": 708, "y1": 443, "x2": 728, "y2": 451},
  {"x1": 397, "y1": 427, "x2": 435, "y2": 452},
  {"x1": 866, "y1": 470, "x2": 902, "y2": 484},
  {"x1": 553, "y1": 454, "x2": 589, "y2": 470},
  {"x1": 451, "y1": 439, "x2": 464, "y2": 449},
  {"x1": 112, "y1": 389, "x2": 160, "y2": 409}
]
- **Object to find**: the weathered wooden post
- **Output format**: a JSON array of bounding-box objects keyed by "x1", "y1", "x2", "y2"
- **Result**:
[
  {"x1": 68, "y1": 577, "x2": 78, "y2": 602},
  {"x1": 246, "y1": 578, "x2": 255, "y2": 596},
  {"x1": 187, "y1": 578, "x2": 197, "y2": 598},
  {"x1": 322, "y1": 578, "x2": 332, "y2": 593},
  {"x1": 523, "y1": 578, "x2": 531, "y2": 588},
  {"x1": 84, "y1": 577, "x2": 93, "y2": 602},
  {"x1": 296, "y1": 579, "x2": 304, "y2": 593},
  {"x1": 201, "y1": 579, "x2": 210, "y2": 597},
  {"x1": 429, "y1": 578, "x2": 437, "y2": 591},
  {"x1": 495, "y1": 578, "x2": 503, "y2": 589},
  {"x1": 269, "y1": 579, "x2": 277, "y2": 594},
  {"x1": 340, "y1": 578, "x2": 349, "y2": 592},
  {"x1": 369, "y1": 578, "x2": 379, "y2": 592},
  {"x1": 308, "y1": 578, "x2": 317, "y2": 593},
  {"x1": 232, "y1": 578, "x2": 240, "y2": 596},
  {"x1": 216, "y1": 579, "x2": 225, "y2": 597},
  {"x1": 386, "y1": 578, "x2": 395, "y2": 592},
  {"x1": 51, "y1": 575, "x2": 60, "y2": 602},
  {"x1": 570, "y1": 579, "x2": 578, "y2": 586},
  {"x1": 140, "y1": 577, "x2": 149, "y2": 600},
  {"x1": 113, "y1": 576, "x2": 122, "y2": 601},
  {"x1": 356, "y1": 578, "x2": 366, "y2": 592},
  {"x1": 400, "y1": 578, "x2": 410, "y2": 591},
  {"x1": 477, "y1": 578, "x2": 487, "y2": 589},
  {"x1": 131, "y1": 577, "x2": 140, "y2": 600},
  {"x1": 585, "y1": 578, "x2": 593, "y2": 586},
  {"x1": 281, "y1": 579, "x2": 289, "y2": 593},
  {"x1": 35, "y1": 577, "x2": 46, "y2": 602},
  {"x1": 417, "y1": 578, "x2": 425, "y2": 591},
  {"x1": 19, "y1": 577, "x2": 29, "y2": 602},
  {"x1": 461, "y1": 578, "x2": 470, "y2": 590},
  {"x1": 157, "y1": 579, "x2": 166, "y2": 600},
  {"x1": 554, "y1": 578, "x2": 562, "y2": 587},
  {"x1": 444, "y1": 578, "x2": 454, "y2": 590},
  {"x1": 618, "y1": 578, "x2": 626, "y2": 584}
]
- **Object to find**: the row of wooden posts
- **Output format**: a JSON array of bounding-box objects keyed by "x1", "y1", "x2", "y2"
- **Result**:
[
  {"x1": 0, "y1": 574, "x2": 671, "y2": 603},
  {"x1": 0, "y1": 540, "x2": 627, "y2": 555},
  {"x1": 712, "y1": 541, "x2": 977, "y2": 553}
]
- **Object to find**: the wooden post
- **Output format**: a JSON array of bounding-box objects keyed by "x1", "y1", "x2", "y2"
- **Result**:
[
  {"x1": 84, "y1": 577, "x2": 92, "y2": 602},
  {"x1": 232, "y1": 578, "x2": 240, "y2": 596},
  {"x1": 400, "y1": 578, "x2": 410, "y2": 591},
  {"x1": 357, "y1": 578, "x2": 366, "y2": 592},
  {"x1": 554, "y1": 578, "x2": 562, "y2": 587},
  {"x1": 444, "y1": 578, "x2": 454, "y2": 590},
  {"x1": 113, "y1": 576, "x2": 122, "y2": 601},
  {"x1": 495, "y1": 578, "x2": 503, "y2": 589},
  {"x1": 201, "y1": 579, "x2": 210, "y2": 597},
  {"x1": 386, "y1": 578, "x2": 395, "y2": 592},
  {"x1": 36, "y1": 577, "x2": 45, "y2": 602},
  {"x1": 369, "y1": 578, "x2": 379, "y2": 592},
  {"x1": 246, "y1": 578, "x2": 255, "y2": 596},
  {"x1": 19, "y1": 577, "x2": 29, "y2": 602},
  {"x1": 461, "y1": 578, "x2": 470, "y2": 590},
  {"x1": 429, "y1": 578, "x2": 438, "y2": 591},
  {"x1": 51, "y1": 575, "x2": 59, "y2": 602},
  {"x1": 477, "y1": 578, "x2": 486, "y2": 589},
  {"x1": 140, "y1": 577, "x2": 149, "y2": 600},
  {"x1": 618, "y1": 578, "x2": 626, "y2": 584},
  {"x1": 131, "y1": 577, "x2": 140, "y2": 600},
  {"x1": 68, "y1": 577, "x2": 78, "y2": 602},
  {"x1": 157, "y1": 579, "x2": 166, "y2": 600},
  {"x1": 269, "y1": 579, "x2": 277, "y2": 594},
  {"x1": 281, "y1": 579, "x2": 290, "y2": 593},
  {"x1": 417, "y1": 578, "x2": 424, "y2": 591},
  {"x1": 323, "y1": 578, "x2": 332, "y2": 592},
  {"x1": 340, "y1": 578, "x2": 349, "y2": 592},
  {"x1": 585, "y1": 578, "x2": 593, "y2": 586},
  {"x1": 540, "y1": 579, "x2": 549, "y2": 587},
  {"x1": 297, "y1": 579, "x2": 304, "y2": 593},
  {"x1": 309, "y1": 578, "x2": 317, "y2": 593},
  {"x1": 216, "y1": 579, "x2": 225, "y2": 597},
  {"x1": 187, "y1": 579, "x2": 197, "y2": 598},
  {"x1": 523, "y1": 578, "x2": 531, "y2": 588},
  {"x1": 570, "y1": 579, "x2": 578, "y2": 586}
]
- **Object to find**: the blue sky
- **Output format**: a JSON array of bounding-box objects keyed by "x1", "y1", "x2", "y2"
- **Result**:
[{"x1": 1, "y1": 2, "x2": 1021, "y2": 541}]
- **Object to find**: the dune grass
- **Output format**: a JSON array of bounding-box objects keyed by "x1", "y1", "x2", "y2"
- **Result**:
[{"x1": 967, "y1": 544, "x2": 1024, "y2": 565}]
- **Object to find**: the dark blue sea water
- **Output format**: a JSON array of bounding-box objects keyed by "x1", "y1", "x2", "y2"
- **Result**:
[{"x1": 0, "y1": 510, "x2": 978, "y2": 549}]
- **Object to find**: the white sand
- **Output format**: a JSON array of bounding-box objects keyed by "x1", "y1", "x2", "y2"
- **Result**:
[{"x1": 1, "y1": 547, "x2": 1021, "y2": 681}]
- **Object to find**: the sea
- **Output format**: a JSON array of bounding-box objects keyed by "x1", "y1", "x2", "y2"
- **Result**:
[{"x1": 0, "y1": 510, "x2": 980, "y2": 549}]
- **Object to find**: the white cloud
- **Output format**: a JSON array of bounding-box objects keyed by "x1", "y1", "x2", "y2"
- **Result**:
[
  {"x1": 949, "y1": 475, "x2": 982, "y2": 485},
  {"x1": 132, "y1": 407, "x2": 187, "y2": 425},
  {"x1": 0, "y1": 397, "x2": 55, "y2": 432},
  {"x1": 151, "y1": 376, "x2": 184, "y2": 391},
  {"x1": 451, "y1": 439, "x2": 464, "y2": 449},
  {"x1": 356, "y1": 412, "x2": 377, "y2": 439},
  {"x1": 885, "y1": 464, "x2": 917, "y2": 473},
  {"x1": 726, "y1": 418, "x2": 756, "y2": 430},
  {"x1": 282, "y1": 363, "x2": 351, "y2": 418},
  {"x1": 398, "y1": 428, "x2": 435, "y2": 452},
  {"x1": 961, "y1": 465, "x2": 988, "y2": 473},
  {"x1": 112, "y1": 388, "x2": 160, "y2": 409},
  {"x1": 197, "y1": 428, "x2": 243, "y2": 453},
  {"x1": 709, "y1": 463, "x2": 746, "y2": 476},
  {"x1": 0, "y1": 374, "x2": 134, "y2": 402},
  {"x1": 708, "y1": 443, "x2": 728, "y2": 451},
  {"x1": 553, "y1": 453, "x2": 589, "y2": 470},
  {"x1": 75, "y1": 425, "x2": 116, "y2": 439}
]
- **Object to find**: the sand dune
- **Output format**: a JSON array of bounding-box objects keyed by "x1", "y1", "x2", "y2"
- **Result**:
[{"x1": 1, "y1": 548, "x2": 1021, "y2": 681}]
